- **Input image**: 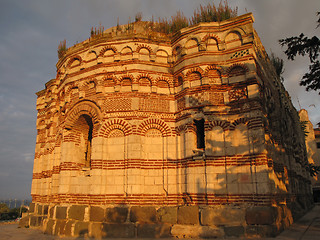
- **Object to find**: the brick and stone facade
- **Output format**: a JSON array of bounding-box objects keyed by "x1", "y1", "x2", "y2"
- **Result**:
[{"x1": 24, "y1": 13, "x2": 313, "y2": 238}]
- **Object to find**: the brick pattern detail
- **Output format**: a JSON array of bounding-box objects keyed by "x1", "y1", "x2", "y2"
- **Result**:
[
  {"x1": 177, "y1": 97, "x2": 185, "y2": 111},
  {"x1": 31, "y1": 192, "x2": 281, "y2": 206},
  {"x1": 103, "y1": 98, "x2": 132, "y2": 112},
  {"x1": 189, "y1": 92, "x2": 208, "y2": 107},
  {"x1": 229, "y1": 88, "x2": 248, "y2": 102},
  {"x1": 139, "y1": 98, "x2": 169, "y2": 112}
]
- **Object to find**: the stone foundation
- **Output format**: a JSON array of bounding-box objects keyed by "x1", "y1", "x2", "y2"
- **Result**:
[{"x1": 21, "y1": 201, "x2": 310, "y2": 238}]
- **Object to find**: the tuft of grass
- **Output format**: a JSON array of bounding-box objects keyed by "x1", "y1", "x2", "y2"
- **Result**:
[
  {"x1": 57, "y1": 39, "x2": 67, "y2": 58},
  {"x1": 190, "y1": 0, "x2": 238, "y2": 25},
  {"x1": 146, "y1": 0, "x2": 238, "y2": 35},
  {"x1": 91, "y1": 23, "x2": 104, "y2": 38}
]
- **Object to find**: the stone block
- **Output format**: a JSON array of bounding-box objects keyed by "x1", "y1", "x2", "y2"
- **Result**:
[
  {"x1": 105, "y1": 206, "x2": 128, "y2": 223},
  {"x1": 157, "y1": 206, "x2": 177, "y2": 224},
  {"x1": 56, "y1": 206, "x2": 67, "y2": 220},
  {"x1": 44, "y1": 219, "x2": 55, "y2": 235},
  {"x1": 43, "y1": 205, "x2": 49, "y2": 215},
  {"x1": 177, "y1": 206, "x2": 199, "y2": 225},
  {"x1": 90, "y1": 206, "x2": 105, "y2": 222},
  {"x1": 245, "y1": 225, "x2": 278, "y2": 238},
  {"x1": 18, "y1": 216, "x2": 30, "y2": 228},
  {"x1": 30, "y1": 216, "x2": 43, "y2": 227},
  {"x1": 171, "y1": 224, "x2": 224, "y2": 238},
  {"x1": 68, "y1": 205, "x2": 86, "y2": 221},
  {"x1": 49, "y1": 206, "x2": 54, "y2": 218},
  {"x1": 101, "y1": 223, "x2": 135, "y2": 238},
  {"x1": 130, "y1": 206, "x2": 157, "y2": 223},
  {"x1": 54, "y1": 220, "x2": 66, "y2": 235},
  {"x1": 65, "y1": 220, "x2": 74, "y2": 236},
  {"x1": 224, "y1": 226, "x2": 244, "y2": 237},
  {"x1": 246, "y1": 207, "x2": 276, "y2": 225},
  {"x1": 201, "y1": 207, "x2": 245, "y2": 226},
  {"x1": 90, "y1": 222, "x2": 103, "y2": 239},
  {"x1": 137, "y1": 223, "x2": 171, "y2": 238},
  {"x1": 29, "y1": 203, "x2": 35, "y2": 213},
  {"x1": 74, "y1": 221, "x2": 89, "y2": 237},
  {"x1": 37, "y1": 204, "x2": 43, "y2": 215}
]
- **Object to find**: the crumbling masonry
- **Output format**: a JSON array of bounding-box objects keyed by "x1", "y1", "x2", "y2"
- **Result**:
[{"x1": 25, "y1": 13, "x2": 313, "y2": 238}]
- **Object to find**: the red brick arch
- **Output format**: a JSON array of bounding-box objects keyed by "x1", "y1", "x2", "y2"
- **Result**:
[
  {"x1": 201, "y1": 34, "x2": 221, "y2": 44},
  {"x1": 208, "y1": 120, "x2": 230, "y2": 131},
  {"x1": 99, "y1": 45, "x2": 117, "y2": 57},
  {"x1": 155, "y1": 77, "x2": 173, "y2": 88},
  {"x1": 137, "y1": 73, "x2": 154, "y2": 85},
  {"x1": 227, "y1": 64, "x2": 248, "y2": 76},
  {"x1": 185, "y1": 67, "x2": 205, "y2": 78},
  {"x1": 64, "y1": 100, "x2": 102, "y2": 131},
  {"x1": 204, "y1": 65, "x2": 223, "y2": 77},
  {"x1": 229, "y1": 118, "x2": 249, "y2": 130},
  {"x1": 137, "y1": 119, "x2": 171, "y2": 137},
  {"x1": 66, "y1": 55, "x2": 82, "y2": 68},
  {"x1": 136, "y1": 44, "x2": 152, "y2": 53},
  {"x1": 98, "y1": 119, "x2": 132, "y2": 137}
]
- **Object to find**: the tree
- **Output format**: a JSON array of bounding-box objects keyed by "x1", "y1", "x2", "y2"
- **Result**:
[
  {"x1": 279, "y1": 12, "x2": 320, "y2": 94},
  {"x1": 280, "y1": 12, "x2": 320, "y2": 177},
  {"x1": 0, "y1": 203, "x2": 9, "y2": 214},
  {"x1": 270, "y1": 52, "x2": 285, "y2": 82}
]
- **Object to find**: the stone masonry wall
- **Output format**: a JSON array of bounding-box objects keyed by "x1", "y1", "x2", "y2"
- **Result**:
[
  {"x1": 22, "y1": 203, "x2": 295, "y2": 238},
  {"x1": 26, "y1": 13, "x2": 313, "y2": 238}
]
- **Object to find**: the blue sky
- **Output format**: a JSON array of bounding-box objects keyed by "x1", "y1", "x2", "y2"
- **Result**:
[{"x1": 0, "y1": 0, "x2": 319, "y2": 200}]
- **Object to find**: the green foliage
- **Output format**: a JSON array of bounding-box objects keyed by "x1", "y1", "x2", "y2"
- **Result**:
[
  {"x1": 57, "y1": 39, "x2": 67, "y2": 59},
  {"x1": 190, "y1": 0, "x2": 238, "y2": 25},
  {"x1": 279, "y1": 12, "x2": 320, "y2": 93},
  {"x1": 135, "y1": 12, "x2": 142, "y2": 22},
  {"x1": 0, "y1": 206, "x2": 28, "y2": 220},
  {"x1": 91, "y1": 23, "x2": 104, "y2": 38},
  {"x1": 0, "y1": 203, "x2": 9, "y2": 214},
  {"x1": 306, "y1": 163, "x2": 320, "y2": 177},
  {"x1": 155, "y1": 11, "x2": 189, "y2": 34},
  {"x1": 300, "y1": 120, "x2": 309, "y2": 138},
  {"x1": 270, "y1": 52, "x2": 285, "y2": 82},
  {"x1": 146, "y1": 1, "x2": 237, "y2": 35}
]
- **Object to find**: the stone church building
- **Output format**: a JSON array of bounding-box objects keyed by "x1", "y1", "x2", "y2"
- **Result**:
[{"x1": 25, "y1": 13, "x2": 313, "y2": 238}]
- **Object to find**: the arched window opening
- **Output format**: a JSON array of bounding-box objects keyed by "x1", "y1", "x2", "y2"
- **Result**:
[
  {"x1": 74, "y1": 114, "x2": 93, "y2": 168},
  {"x1": 194, "y1": 119, "x2": 205, "y2": 149}
]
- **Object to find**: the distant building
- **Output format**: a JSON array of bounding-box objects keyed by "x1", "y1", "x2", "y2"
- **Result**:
[
  {"x1": 25, "y1": 13, "x2": 313, "y2": 238},
  {"x1": 299, "y1": 110, "x2": 320, "y2": 201}
]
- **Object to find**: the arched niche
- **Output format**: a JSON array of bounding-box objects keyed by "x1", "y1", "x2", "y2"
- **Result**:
[
  {"x1": 120, "y1": 46, "x2": 133, "y2": 61},
  {"x1": 225, "y1": 31, "x2": 242, "y2": 49},
  {"x1": 120, "y1": 77, "x2": 132, "y2": 92},
  {"x1": 139, "y1": 77, "x2": 152, "y2": 93},
  {"x1": 157, "y1": 80, "x2": 170, "y2": 94},
  {"x1": 139, "y1": 48, "x2": 150, "y2": 61},
  {"x1": 228, "y1": 66, "x2": 246, "y2": 84},
  {"x1": 185, "y1": 38, "x2": 198, "y2": 54},
  {"x1": 207, "y1": 68, "x2": 222, "y2": 85},
  {"x1": 206, "y1": 37, "x2": 219, "y2": 51},
  {"x1": 156, "y1": 49, "x2": 168, "y2": 63},
  {"x1": 187, "y1": 71, "x2": 202, "y2": 87},
  {"x1": 86, "y1": 51, "x2": 97, "y2": 61}
]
